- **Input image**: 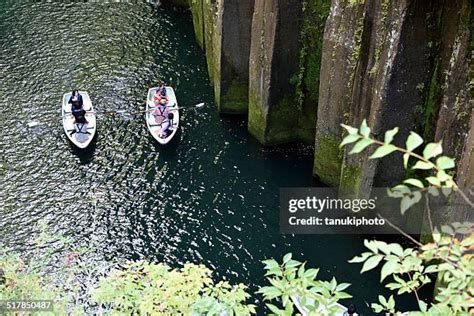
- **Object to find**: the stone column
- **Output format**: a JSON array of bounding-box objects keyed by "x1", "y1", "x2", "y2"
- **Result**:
[
  {"x1": 190, "y1": 0, "x2": 255, "y2": 114},
  {"x1": 313, "y1": 0, "x2": 367, "y2": 186},
  {"x1": 248, "y1": 0, "x2": 304, "y2": 145}
]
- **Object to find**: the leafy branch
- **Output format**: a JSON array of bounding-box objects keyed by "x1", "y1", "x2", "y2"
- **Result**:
[
  {"x1": 259, "y1": 253, "x2": 351, "y2": 315},
  {"x1": 340, "y1": 119, "x2": 473, "y2": 210},
  {"x1": 340, "y1": 120, "x2": 473, "y2": 314}
]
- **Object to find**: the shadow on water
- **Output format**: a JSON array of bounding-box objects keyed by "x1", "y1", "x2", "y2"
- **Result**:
[
  {"x1": 68, "y1": 134, "x2": 97, "y2": 165},
  {"x1": 148, "y1": 127, "x2": 181, "y2": 158}
]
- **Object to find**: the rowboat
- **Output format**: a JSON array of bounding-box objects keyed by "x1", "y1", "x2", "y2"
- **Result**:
[
  {"x1": 146, "y1": 87, "x2": 179, "y2": 145},
  {"x1": 62, "y1": 91, "x2": 96, "y2": 149}
]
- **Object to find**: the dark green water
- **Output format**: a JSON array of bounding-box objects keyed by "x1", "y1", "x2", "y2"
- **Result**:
[{"x1": 0, "y1": 2, "x2": 420, "y2": 313}]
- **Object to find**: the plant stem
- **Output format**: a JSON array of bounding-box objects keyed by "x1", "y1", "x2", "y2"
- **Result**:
[
  {"x1": 376, "y1": 214, "x2": 423, "y2": 247},
  {"x1": 368, "y1": 137, "x2": 474, "y2": 208}
]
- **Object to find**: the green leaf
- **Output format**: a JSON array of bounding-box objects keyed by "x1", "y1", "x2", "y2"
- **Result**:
[
  {"x1": 384, "y1": 127, "x2": 399, "y2": 144},
  {"x1": 283, "y1": 253, "x2": 292, "y2": 264},
  {"x1": 348, "y1": 252, "x2": 372, "y2": 263},
  {"x1": 266, "y1": 303, "x2": 282, "y2": 314},
  {"x1": 285, "y1": 259, "x2": 301, "y2": 269},
  {"x1": 336, "y1": 283, "x2": 351, "y2": 291},
  {"x1": 341, "y1": 124, "x2": 358, "y2": 135},
  {"x1": 418, "y1": 300, "x2": 427, "y2": 312},
  {"x1": 423, "y1": 142, "x2": 443, "y2": 160},
  {"x1": 259, "y1": 286, "x2": 282, "y2": 299},
  {"x1": 437, "y1": 170, "x2": 450, "y2": 182},
  {"x1": 427, "y1": 187, "x2": 440, "y2": 196},
  {"x1": 442, "y1": 187, "x2": 453, "y2": 197},
  {"x1": 364, "y1": 240, "x2": 379, "y2": 253},
  {"x1": 334, "y1": 291, "x2": 353, "y2": 300},
  {"x1": 424, "y1": 265, "x2": 438, "y2": 274},
  {"x1": 441, "y1": 225, "x2": 454, "y2": 236},
  {"x1": 403, "y1": 153, "x2": 410, "y2": 169},
  {"x1": 413, "y1": 161, "x2": 433, "y2": 170},
  {"x1": 303, "y1": 268, "x2": 319, "y2": 279},
  {"x1": 340, "y1": 134, "x2": 360, "y2": 147},
  {"x1": 330, "y1": 277, "x2": 337, "y2": 292},
  {"x1": 387, "y1": 243, "x2": 404, "y2": 257},
  {"x1": 426, "y1": 176, "x2": 441, "y2": 186},
  {"x1": 432, "y1": 229, "x2": 441, "y2": 243},
  {"x1": 436, "y1": 156, "x2": 455, "y2": 170},
  {"x1": 400, "y1": 191, "x2": 421, "y2": 214},
  {"x1": 360, "y1": 255, "x2": 383, "y2": 273},
  {"x1": 403, "y1": 178, "x2": 424, "y2": 188},
  {"x1": 387, "y1": 295, "x2": 395, "y2": 310},
  {"x1": 350, "y1": 138, "x2": 373, "y2": 154},
  {"x1": 263, "y1": 259, "x2": 279, "y2": 270},
  {"x1": 371, "y1": 303, "x2": 384, "y2": 313},
  {"x1": 406, "y1": 132, "x2": 423, "y2": 151},
  {"x1": 380, "y1": 260, "x2": 398, "y2": 282},
  {"x1": 360, "y1": 119, "x2": 370, "y2": 138},
  {"x1": 370, "y1": 144, "x2": 397, "y2": 159}
]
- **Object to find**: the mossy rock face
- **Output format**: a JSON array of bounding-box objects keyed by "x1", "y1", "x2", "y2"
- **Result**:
[
  {"x1": 298, "y1": 99, "x2": 317, "y2": 144},
  {"x1": 265, "y1": 95, "x2": 299, "y2": 145},
  {"x1": 248, "y1": 88, "x2": 266, "y2": 144},
  {"x1": 339, "y1": 164, "x2": 362, "y2": 196},
  {"x1": 249, "y1": 94, "x2": 300, "y2": 145},
  {"x1": 190, "y1": 0, "x2": 204, "y2": 49},
  {"x1": 202, "y1": 0, "x2": 219, "y2": 84},
  {"x1": 313, "y1": 136, "x2": 342, "y2": 186},
  {"x1": 300, "y1": 0, "x2": 331, "y2": 106},
  {"x1": 220, "y1": 79, "x2": 248, "y2": 114}
]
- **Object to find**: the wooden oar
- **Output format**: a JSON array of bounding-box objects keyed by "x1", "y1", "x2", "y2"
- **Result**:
[
  {"x1": 170, "y1": 102, "x2": 205, "y2": 111},
  {"x1": 129, "y1": 102, "x2": 206, "y2": 115},
  {"x1": 63, "y1": 102, "x2": 205, "y2": 118}
]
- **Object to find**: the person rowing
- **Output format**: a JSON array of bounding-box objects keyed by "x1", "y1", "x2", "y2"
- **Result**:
[
  {"x1": 68, "y1": 90, "x2": 88, "y2": 128},
  {"x1": 153, "y1": 98, "x2": 172, "y2": 138},
  {"x1": 153, "y1": 84, "x2": 168, "y2": 104},
  {"x1": 68, "y1": 90, "x2": 83, "y2": 108}
]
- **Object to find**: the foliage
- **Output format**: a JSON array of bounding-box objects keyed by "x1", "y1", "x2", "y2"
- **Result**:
[
  {"x1": 91, "y1": 260, "x2": 255, "y2": 315},
  {"x1": 339, "y1": 120, "x2": 474, "y2": 314},
  {"x1": 0, "y1": 252, "x2": 67, "y2": 315},
  {"x1": 0, "y1": 223, "x2": 254, "y2": 315},
  {"x1": 260, "y1": 121, "x2": 472, "y2": 315},
  {"x1": 259, "y1": 253, "x2": 351, "y2": 315}
]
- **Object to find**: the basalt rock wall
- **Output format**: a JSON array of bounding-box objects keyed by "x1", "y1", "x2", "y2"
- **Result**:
[
  {"x1": 189, "y1": 0, "x2": 254, "y2": 114},
  {"x1": 174, "y1": 0, "x2": 473, "y2": 191},
  {"x1": 187, "y1": 0, "x2": 330, "y2": 144},
  {"x1": 314, "y1": 0, "x2": 473, "y2": 194}
]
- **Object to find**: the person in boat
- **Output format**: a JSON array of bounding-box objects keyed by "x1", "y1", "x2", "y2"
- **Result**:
[
  {"x1": 71, "y1": 100, "x2": 88, "y2": 124},
  {"x1": 68, "y1": 90, "x2": 88, "y2": 124},
  {"x1": 68, "y1": 90, "x2": 83, "y2": 108},
  {"x1": 154, "y1": 98, "x2": 170, "y2": 123},
  {"x1": 153, "y1": 98, "x2": 172, "y2": 137},
  {"x1": 159, "y1": 112, "x2": 174, "y2": 138},
  {"x1": 153, "y1": 84, "x2": 168, "y2": 103}
]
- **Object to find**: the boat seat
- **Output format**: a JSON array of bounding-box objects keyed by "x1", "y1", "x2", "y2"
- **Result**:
[{"x1": 67, "y1": 126, "x2": 95, "y2": 132}]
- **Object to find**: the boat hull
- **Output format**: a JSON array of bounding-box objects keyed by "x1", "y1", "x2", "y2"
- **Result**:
[
  {"x1": 146, "y1": 87, "x2": 179, "y2": 145},
  {"x1": 62, "y1": 91, "x2": 96, "y2": 149}
]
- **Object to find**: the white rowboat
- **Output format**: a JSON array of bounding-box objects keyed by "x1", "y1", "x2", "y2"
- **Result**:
[
  {"x1": 62, "y1": 91, "x2": 96, "y2": 149},
  {"x1": 146, "y1": 87, "x2": 179, "y2": 145}
]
